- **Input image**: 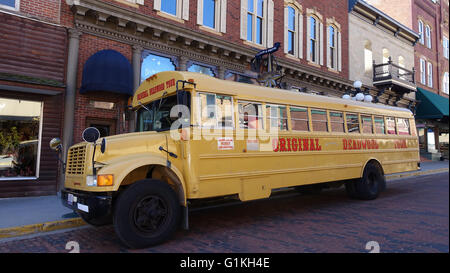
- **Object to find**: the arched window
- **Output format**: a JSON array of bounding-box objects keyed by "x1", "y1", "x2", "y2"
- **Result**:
[
  {"x1": 425, "y1": 25, "x2": 431, "y2": 48},
  {"x1": 418, "y1": 20, "x2": 424, "y2": 44},
  {"x1": 188, "y1": 63, "x2": 216, "y2": 77},
  {"x1": 364, "y1": 40, "x2": 372, "y2": 74},
  {"x1": 287, "y1": 6, "x2": 296, "y2": 55},
  {"x1": 309, "y1": 16, "x2": 317, "y2": 62},
  {"x1": 141, "y1": 53, "x2": 176, "y2": 83},
  {"x1": 306, "y1": 8, "x2": 323, "y2": 65},
  {"x1": 284, "y1": 2, "x2": 303, "y2": 58}
]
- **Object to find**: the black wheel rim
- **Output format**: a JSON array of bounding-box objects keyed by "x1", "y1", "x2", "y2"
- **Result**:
[{"x1": 133, "y1": 195, "x2": 169, "y2": 235}]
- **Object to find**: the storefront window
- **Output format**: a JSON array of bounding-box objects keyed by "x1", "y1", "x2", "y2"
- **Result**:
[
  {"x1": 141, "y1": 53, "x2": 176, "y2": 83},
  {"x1": 0, "y1": 98, "x2": 42, "y2": 179},
  {"x1": 188, "y1": 63, "x2": 216, "y2": 77}
]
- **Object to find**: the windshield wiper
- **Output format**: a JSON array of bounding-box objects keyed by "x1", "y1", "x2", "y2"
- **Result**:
[{"x1": 138, "y1": 101, "x2": 152, "y2": 115}]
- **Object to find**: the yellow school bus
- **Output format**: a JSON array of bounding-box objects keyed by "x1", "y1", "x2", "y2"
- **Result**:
[{"x1": 54, "y1": 71, "x2": 419, "y2": 248}]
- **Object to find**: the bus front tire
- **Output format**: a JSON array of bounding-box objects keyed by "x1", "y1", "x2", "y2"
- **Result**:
[
  {"x1": 345, "y1": 163, "x2": 385, "y2": 200},
  {"x1": 113, "y1": 179, "x2": 181, "y2": 249}
]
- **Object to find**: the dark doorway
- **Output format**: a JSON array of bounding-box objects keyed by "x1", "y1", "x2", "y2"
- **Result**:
[{"x1": 86, "y1": 118, "x2": 116, "y2": 137}]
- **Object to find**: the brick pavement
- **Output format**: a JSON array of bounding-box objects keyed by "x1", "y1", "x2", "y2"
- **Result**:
[{"x1": 0, "y1": 172, "x2": 448, "y2": 253}]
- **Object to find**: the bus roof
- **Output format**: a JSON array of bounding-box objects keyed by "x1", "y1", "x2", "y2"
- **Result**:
[{"x1": 133, "y1": 71, "x2": 413, "y2": 118}]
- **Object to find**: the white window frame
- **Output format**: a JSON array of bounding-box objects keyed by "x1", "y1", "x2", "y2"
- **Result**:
[
  {"x1": 154, "y1": 0, "x2": 189, "y2": 21},
  {"x1": 443, "y1": 72, "x2": 449, "y2": 94},
  {"x1": 283, "y1": 3, "x2": 303, "y2": 59},
  {"x1": 427, "y1": 62, "x2": 433, "y2": 88},
  {"x1": 425, "y1": 25, "x2": 432, "y2": 48},
  {"x1": 0, "y1": 0, "x2": 19, "y2": 10},
  {"x1": 197, "y1": 0, "x2": 227, "y2": 33},
  {"x1": 285, "y1": 6, "x2": 297, "y2": 56},
  {"x1": 306, "y1": 10, "x2": 323, "y2": 66},
  {"x1": 418, "y1": 20, "x2": 424, "y2": 44},
  {"x1": 444, "y1": 36, "x2": 449, "y2": 59},
  {"x1": 240, "y1": 0, "x2": 274, "y2": 48},
  {"x1": 420, "y1": 58, "x2": 426, "y2": 84},
  {"x1": 326, "y1": 23, "x2": 341, "y2": 71}
]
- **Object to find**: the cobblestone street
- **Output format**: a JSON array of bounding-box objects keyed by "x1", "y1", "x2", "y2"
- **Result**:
[{"x1": 0, "y1": 172, "x2": 448, "y2": 253}]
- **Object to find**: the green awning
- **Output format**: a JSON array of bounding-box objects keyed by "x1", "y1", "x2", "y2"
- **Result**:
[{"x1": 415, "y1": 87, "x2": 449, "y2": 119}]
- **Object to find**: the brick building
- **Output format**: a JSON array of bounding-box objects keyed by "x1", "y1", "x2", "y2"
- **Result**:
[
  {"x1": 0, "y1": 0, "x2": 67, "y2": 197},
  {"x1": 59, "y1": 0, "x2": 355, "y2": 191},
  {"x1": 365, "y1": 0, "x2": 449, "y2": 159}
]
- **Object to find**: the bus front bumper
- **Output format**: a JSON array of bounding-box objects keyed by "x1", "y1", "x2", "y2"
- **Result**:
[{"x1": 61, "y1": 189, "x2": 112, "y2": 219}]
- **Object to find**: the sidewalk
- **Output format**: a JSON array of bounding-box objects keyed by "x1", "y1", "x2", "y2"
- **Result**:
[{"x1": 0, "y1": 160, "x2": 448, "y2": 240}]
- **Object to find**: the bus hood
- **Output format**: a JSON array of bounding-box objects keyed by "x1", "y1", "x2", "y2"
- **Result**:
[{"x1": 92, "y1": 131, "x2": 167, "y2": 166}]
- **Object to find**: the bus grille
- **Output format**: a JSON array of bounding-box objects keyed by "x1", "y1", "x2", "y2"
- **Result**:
[{"x1": 67, "y1": 145, "x2": 86, "y2": 175}]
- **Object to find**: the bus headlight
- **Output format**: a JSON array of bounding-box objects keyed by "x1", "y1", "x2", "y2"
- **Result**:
[
  {"x1": 86, "y1": 175, "x2": 97, "y2": 187},
  {"x1": 97, "y1": 174, "x2": 114, "y2": 186}
]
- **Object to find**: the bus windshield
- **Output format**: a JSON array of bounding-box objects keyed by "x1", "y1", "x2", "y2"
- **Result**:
[{"x1": 136, "y1": 95, "x2": 184, "y2": 132}]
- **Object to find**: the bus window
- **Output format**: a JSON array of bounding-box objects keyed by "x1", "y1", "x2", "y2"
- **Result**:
[
  {"x1": 330, "y1": 111, "x2": 344, "y2": 132},
  {"x1": 238, "y1": 101, "x2": 263, "y2": 129},
  {"x1": 346, "y1": 113, "x2": 360, "y2": 133},
  {"x1": 386, "y1": 117, "x2": 396, "y2": 134},
  {"x1": 374, "y1": 116, "x2": 385, "y2": 134},
  {"x1": 290, "y1": 106, "x2": 309, "y2": 131},
  {"x1": 397, "y1": 118, "x2": 410, "y2": 135},
  {"x1": 198, "y1": 93, "x2": 233, "y2": 128},
  {"x1": 266, "y1": 105, "x2": 288, "y2": 131},
  {"x1": 361, "y1": 115, "x2": 373, "y2": 134},
  {"x1": 311, "y1": 109, "x2": 328, "y2": 132}
]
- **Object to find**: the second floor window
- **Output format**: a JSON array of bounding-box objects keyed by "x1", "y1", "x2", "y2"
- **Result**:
[
  {"x1": 327, "y1": 23, "x2": 342, "y2": 71},
  {"x1": 154, "y1": 0, "x2": 189, "y2": 21},
  {"x1": 427, "y1": 62, "x2": 433, "y2": 88},
  {"x1": 287, "y1": 6, "x2": 296, "y2": 55},
  {"x1": 420, "y1": 58, "x2": 426, "y2": 85},
  {"x1": 0, "y1": 0, "x2": 18, "y2": 10},
  {"x1": 443, "y1": 72, "x2": 449, "y2": 95},
  {"x1": 418, "y1": 20, "x2": 424, "y2": 44},
  {"x1": 425, "y1": 25, "x2": 431, "y2": 49},
  {"x1": 444, "y1": 37, "x2": 449, "y2": 59},
  {"x1": 309, "y1": 16, "x2": 317, "y2": 63},
  {"x1": 240, "y1": 0, "x2": 274, "y2": 48},
  {"x1": 197, "y1": 0, "x2": 227, "y2": 33}
]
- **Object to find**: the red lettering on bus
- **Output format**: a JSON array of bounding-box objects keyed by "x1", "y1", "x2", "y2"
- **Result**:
[
  {"x1": 292, "y1": 138, "x2": 298, "y2": 151},
  {"x1": 279, "y1": 138, "x2": 287, "y2": 152},
  {"x1": 286, "y1": 138, "x2": 292, "y2": 151},
  {"x1": 302, "y1": 139, "x2": 309, "y2": 151}
]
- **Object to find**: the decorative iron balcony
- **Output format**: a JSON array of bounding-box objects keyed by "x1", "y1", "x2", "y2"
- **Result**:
[{"x1": 372, "y1": 57, "x2": 416, "y2": 95}]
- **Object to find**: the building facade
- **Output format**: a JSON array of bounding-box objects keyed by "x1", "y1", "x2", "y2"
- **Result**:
[
  {"x1": 348, "y1": 0, "x2": 419, "y2": 109},
  {"x1": 0, "y1": 0, "x2": 67, "y2": 197},
  {"x1": 365, "y1": 0, "x2": 449, "y2": 160},
  {"x1": 2, "y1": 0, "x2": 427, "y2": 197}
]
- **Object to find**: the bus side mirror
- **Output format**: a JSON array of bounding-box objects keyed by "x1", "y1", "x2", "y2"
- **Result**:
[
  {"x1": 82, "y1": 127, "x2": 100, "y2": 143},
  {"x1": 49, "y1": 138, "x2": 62, "y2": 152}
]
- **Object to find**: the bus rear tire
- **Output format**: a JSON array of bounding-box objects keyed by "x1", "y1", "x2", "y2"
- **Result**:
[
  {"x1": 345, "y1": 163, "x2": 385, "y2": 200},
  {"x1": 113, "y1": 179, "x2": 181, "y2": 249}
]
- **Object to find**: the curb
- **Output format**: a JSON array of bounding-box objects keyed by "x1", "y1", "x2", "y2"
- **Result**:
[
  {"x1": 386, "y1": 168, "x2": 449, "y2": 180},
  {"x1": 0, "y1": 168, "x2": 447, "y2": 241},
  {"x1": 0, "y1": 218, "x2": 86, "y2": 240}
]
